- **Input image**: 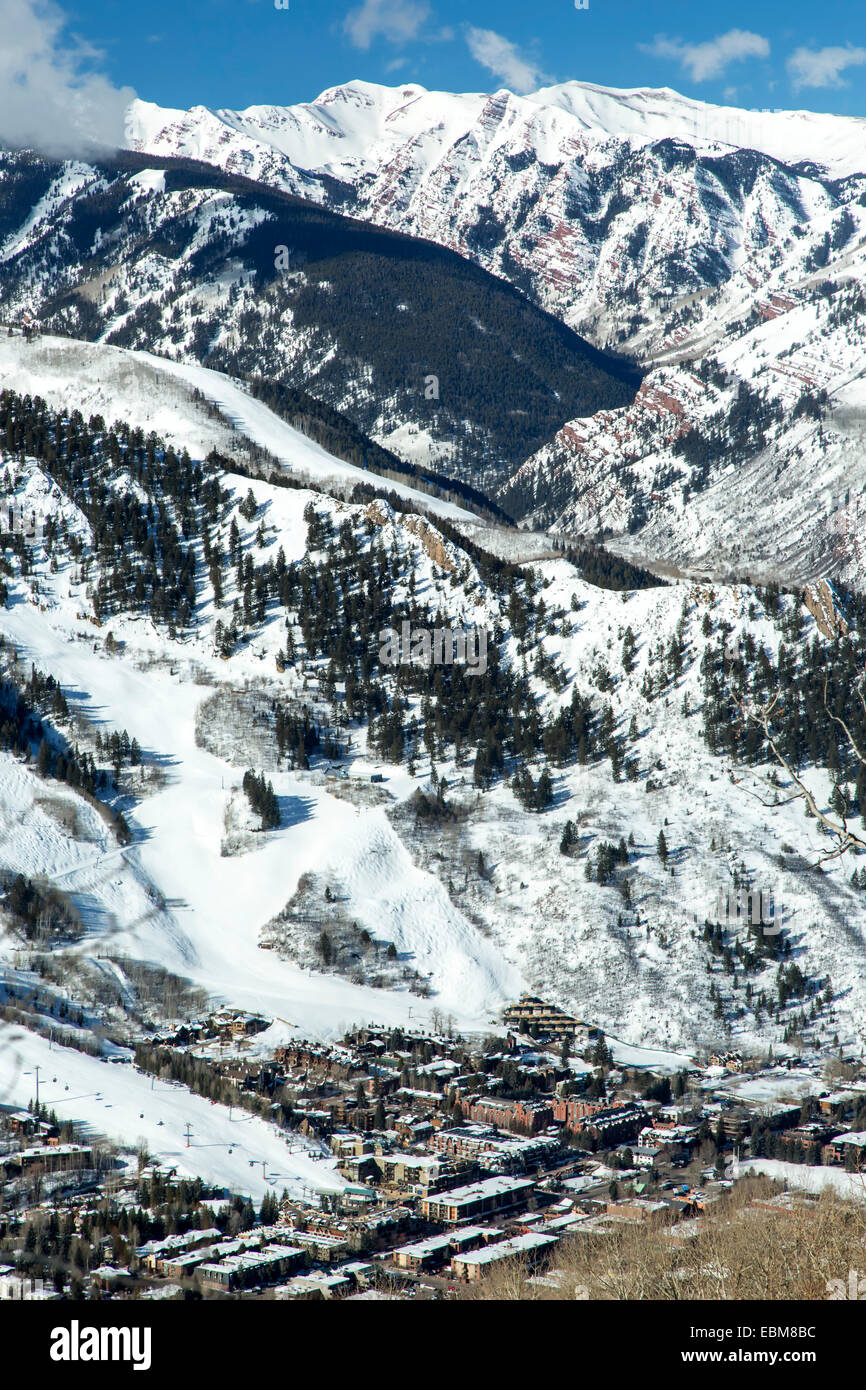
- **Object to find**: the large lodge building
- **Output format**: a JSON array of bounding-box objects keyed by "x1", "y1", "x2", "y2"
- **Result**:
[{"x1": 502, "y1": 995, "x2": 594, "y2": 1045}]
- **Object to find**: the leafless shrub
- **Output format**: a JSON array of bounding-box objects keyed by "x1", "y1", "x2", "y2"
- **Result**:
[{"x1": 461, "y1": 1178, "x2": 866, "y2": 1301}]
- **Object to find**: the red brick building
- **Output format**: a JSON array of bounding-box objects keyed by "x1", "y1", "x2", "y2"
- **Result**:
[{"x1": 458, "y1": 1096, "x2": 554, "y2": 1135}]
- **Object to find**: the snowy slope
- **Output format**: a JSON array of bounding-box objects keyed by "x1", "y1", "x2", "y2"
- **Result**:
[
  {"x1": 132, "y1": 350, "x2": 475, "y2": 522},
  {"x1": 0, "y1": 335, "x2": 476, "y2": 524},
  {"x1": 0, "y1": 591, "x2": 520, "y2": 1039},
  {"x1": 0, "y1": 338, "x2": 523, "y2": 1055},
  {"x1": 510, "y1": 264, "x2": 866, "y2": 587},
  {"x1": 530, "y1": 81, "x2": 866, "y2": 178},
  {"x1": 405, "y1": 561, "x2": 866, "y2": 1054},
  {"x1": 0, "y1": 1025, "x2": 344, "y2": 1203},
  {"x1": 1, "y1": 334, "x2": 866, "y2": 1058}
]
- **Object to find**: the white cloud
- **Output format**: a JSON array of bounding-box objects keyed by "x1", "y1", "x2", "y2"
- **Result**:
[
  {"x1": 642, "y1": 29, "x2": 770, "y2": 83},
  {"x1": 0, "y1": 0, "x2": 135, "y2": 155},
  {"x1": 344, "y1": 0, "x2": 430, "y2": 51},
  {"x1": 787, "y1": 44, "x2": 866, "y2": 90},
  {"x1": 465, "y1": 26, "x2": 552, "y2": 95}
]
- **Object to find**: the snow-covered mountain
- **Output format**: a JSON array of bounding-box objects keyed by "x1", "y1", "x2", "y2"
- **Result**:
[
  {"x1": 5, "y1": 70, "x2": 866, "y2": 1229},
  {"x1": 125, "y1": 80, "x2": 866, "y2": 587},
  {"x1": 0, "y1": 145, "x2": 639, "y2": 497},
  {"x1": 508, "y1": 278, "x2": 866, "y2": 588},
  {"x1": 2, "y1": 80, "x2": 866, "y2": 1057},
  {"x1": 125, "y1": 78, "x2": 866, "y2": 347}
]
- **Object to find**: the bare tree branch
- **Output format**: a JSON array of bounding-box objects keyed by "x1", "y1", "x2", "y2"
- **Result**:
[
  {"x1": 822, "y1": 673, "x2": 866, "y2": 768},
  {"x1": 736, "y1": 693, "x2": 866, "y2": 862}
]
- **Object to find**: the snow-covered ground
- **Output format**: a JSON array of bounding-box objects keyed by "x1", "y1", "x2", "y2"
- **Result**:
[
  {"x1": 736, "y1": 1157, "x2": 866, "y2": 1203},
  {"x1": 708, "y1": 1070, "x2": 829, "y2": 1106},
  {"x1": 605, "y1": 1037, "x2": 695, "y2": 1073},
  {"x1": 134, "y1": 351, "x2": 475, "y2": 523}
]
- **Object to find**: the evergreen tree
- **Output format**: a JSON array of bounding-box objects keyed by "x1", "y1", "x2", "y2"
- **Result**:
[{"x1": 37, "y1": 737, "x2": 52, "y2": 776}]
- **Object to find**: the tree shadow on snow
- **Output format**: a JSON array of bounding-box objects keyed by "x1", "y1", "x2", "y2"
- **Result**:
[{"x1": 276, "y1": 793, "x2": 315, "y2": 829}]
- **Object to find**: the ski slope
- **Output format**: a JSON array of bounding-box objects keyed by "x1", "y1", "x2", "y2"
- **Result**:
[
  {"x1": 0, "y1": 334, "x2": 476, "y2": 525},
  {"x1": 134, "y1": 352, "x2": 476, "y2": 523},
  {"x1": 2, "y1": 338, "x2": 866, "y2": 1062},
  {"x1": 0, "y1": 587, "x2": 522, "y2": 1041},
  {"x1": 0, "y1": 1025, "x2": 344, "y2": 1203}
]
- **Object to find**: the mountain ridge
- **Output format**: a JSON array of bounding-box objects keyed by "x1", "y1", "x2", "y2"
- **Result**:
[
  {"x1": 128, "y1": 77, "x2": 866, "y2": 184},
  {"x1": 0, "y1": 147, "x2": 641, "y2": 496}
]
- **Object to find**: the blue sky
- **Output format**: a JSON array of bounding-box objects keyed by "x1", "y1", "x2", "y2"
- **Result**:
[
  {"x1": 67, "y1": 0, "x2": 866, "y2": 114},
  {"x1": 2, "y1": 0, "x2": 866, "y2": 152}
]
